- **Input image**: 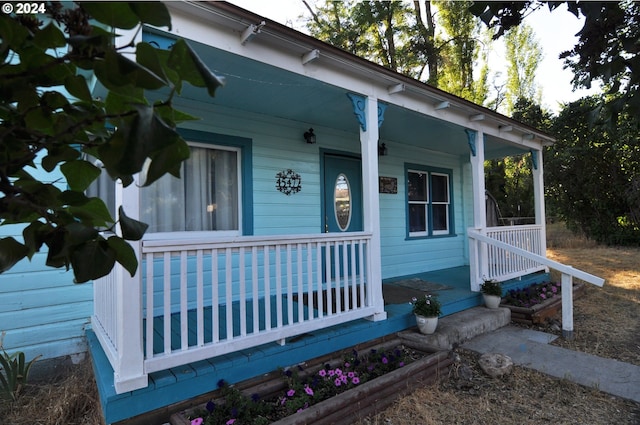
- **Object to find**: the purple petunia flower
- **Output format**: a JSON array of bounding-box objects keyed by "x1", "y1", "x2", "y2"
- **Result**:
[
  {"x1": 305, "y1": 385, "x2": 314, "y2": 396},
  {"x1": 334, "y1": 378, "x2": 342, "y2": 387},
  {"x1": 347, "y1": 371, "x2": 355, "y2": 378},
  {"x1": 335, "y1": 368, "x2": 343, "y2": 376},
  {"x1": 191, "y1": 418, "x2": 203, "y2": 425},
  {"x1": 352, "y1": 377, "x2": 360, "y2": 384},
  {"x1": 287, "y1": 389, "x2": 295, "y2": 397},
  {"x1": 399, "y1": 361, "x2": 405, "y2": 367},
  {"x1": 344, "y1": 362, "x2": 351, "y2": 368},
  {"x1": 206, "y1": 400, "x2": 215, "y2": 413},
  {"x1": 226, "y1": 420, "x2": 236, "y2": 425},
  {"x1": 382, "y1": 357, "x2": 388, "y2": 364},
  {"x1": 318, "y1": 369, "x2": 327, "y2": 377}
]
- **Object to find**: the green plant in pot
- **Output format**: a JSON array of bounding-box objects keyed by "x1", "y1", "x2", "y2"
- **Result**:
[
  {"x1": 480, "y1": 279, "x2": 502, "y2": 309},
  {"x1": 411, "y1": 294, "x2": 441, "y2": 334}
]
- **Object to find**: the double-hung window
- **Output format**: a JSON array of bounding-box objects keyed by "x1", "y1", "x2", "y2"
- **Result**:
[
  {"x1": 407, "y1": 165, "x2": 453, "y2": 238},
  {"x1": 140, "y1": 142, "x2": 241, "y2": 236}
]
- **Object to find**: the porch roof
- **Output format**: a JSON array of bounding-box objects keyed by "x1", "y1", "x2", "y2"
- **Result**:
[{"x1": 161, "y1": 1, "x2": 553, "y2": 159}]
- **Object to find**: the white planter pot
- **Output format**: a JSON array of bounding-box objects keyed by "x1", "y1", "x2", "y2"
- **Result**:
[
  {"x1": 483, "y1": 294, "x2": 502, "y2": 309},
  {"x1": 415, "y1": 314, "x2": 438, "y2": 334}
]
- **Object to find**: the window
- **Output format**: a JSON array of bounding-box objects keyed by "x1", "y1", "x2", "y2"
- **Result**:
[
  {"x1": 406, "y1": 165, "x2": 453, "y2": 237},
  {"x1": 140, "y1": 143, "x2": 241, "y2": 235},
  {"x1": 86, "y1": 130, "x2": 253, "y2": 238}
]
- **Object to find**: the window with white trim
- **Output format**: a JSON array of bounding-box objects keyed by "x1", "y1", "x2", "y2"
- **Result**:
[
  {"x1": 140, "y1": 142, "x2": 241, "y2": 235},
  {"x1": 407, "y1": 166, "x2": 452, "y2": 237}
]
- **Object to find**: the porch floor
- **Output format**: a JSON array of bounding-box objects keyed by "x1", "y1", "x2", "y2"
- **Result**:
[{"x1": 89, "y1": 266, "x2": 548, "y2": 424}]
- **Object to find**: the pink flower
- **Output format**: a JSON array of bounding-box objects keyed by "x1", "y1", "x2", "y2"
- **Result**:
[
  {"x1": 304, "y1": 385, "x2": 314, "y2": 396},
  {"x1": 318, "y1": 369, "x2": 327, "y2": 377},
  {"x1": 335, "y1": 368, "x2": 343, "y2": 376},
  {"x1": 334, "y1": 378, "x2": 342, "y2": 387},
  {"x1": 287, "y1": 389, "x2": 295, "y2": 397},
  {"x1": 191, "y1": 419, "x2": 203, "y2": 425},
  {"x1": 347, "y1": 372, "x2": 355, "y2": 378},
  {"x1": 226, "y1": 420, "x2": 236, "y2": 425},
  {"x1": 352, "y1": 377, "x2": 360, "y2": 384}
]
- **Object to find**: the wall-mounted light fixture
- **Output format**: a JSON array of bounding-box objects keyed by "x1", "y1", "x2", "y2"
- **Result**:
[
  {"x1": 304, "y1": 128, "x2": 316, "y2": 144},
  {"x1": 378, "y1": 143, "x2": 388, "y2": 156}
]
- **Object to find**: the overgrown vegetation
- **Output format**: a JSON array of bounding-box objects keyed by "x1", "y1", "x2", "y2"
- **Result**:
[{"x1": 0, "y1": 333, "x2": 40, "y2": 402}]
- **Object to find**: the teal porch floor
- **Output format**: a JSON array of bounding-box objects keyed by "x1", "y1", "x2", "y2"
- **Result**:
[{"x1": 89, "y1": 266, "x2": 549, "y2": 424}]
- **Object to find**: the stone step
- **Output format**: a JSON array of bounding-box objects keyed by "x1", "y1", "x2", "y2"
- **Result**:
[{"x1": 398, "y1": 306, "x2": 511, "y2": 352}]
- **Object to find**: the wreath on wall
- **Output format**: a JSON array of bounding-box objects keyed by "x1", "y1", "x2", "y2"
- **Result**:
[{"x1": 276, "y1": 169, "x2": 302, "y2": 195}]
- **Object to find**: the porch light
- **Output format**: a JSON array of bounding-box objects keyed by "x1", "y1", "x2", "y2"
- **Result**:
[
  {"x1": 378, "y1": 143, "x2": 388, "y2": 156},
  {"x1": 304, "y1": 128, "x2": 316, "y2": 144}
]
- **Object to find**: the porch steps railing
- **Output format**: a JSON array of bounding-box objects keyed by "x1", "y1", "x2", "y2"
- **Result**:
[
  {"x1": 93, "y1": 232, "x2": 376, "y2": 393},
  {"x1": 468, "y1": 228, "x2": 605, "y2": 338}
]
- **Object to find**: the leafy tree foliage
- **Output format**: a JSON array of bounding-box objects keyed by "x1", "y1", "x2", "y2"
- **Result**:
[
  {"x1": 470, "y1": 1, "x2": 640, "y2": 124},
  {"x1": 485, "y1": 98, "x2": 552, "y2": 222},
  {"x1": 546, "y1": 96, "x2": 640, "y2": 245},
  {"x1": 0, "y1": 2, "x2": 224, "y2": 282},
  {"x1": 503, "y1": 23, "x2": 542, "y2": 114},
  {"x1": 434, "y1": 0, "x2": 488, "y2": 104},
  {"x1": 304, "y1": 0, "x2": 431, "y2": 80}
]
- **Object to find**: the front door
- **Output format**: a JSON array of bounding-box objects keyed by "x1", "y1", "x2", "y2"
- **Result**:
[{"x1": 323, "y1": 154, "x2": 363, "y2": 282}]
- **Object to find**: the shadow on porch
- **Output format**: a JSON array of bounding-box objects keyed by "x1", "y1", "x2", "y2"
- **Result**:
[{"x1": 89, "y1": 266, "x2": 548, "y2": 424}]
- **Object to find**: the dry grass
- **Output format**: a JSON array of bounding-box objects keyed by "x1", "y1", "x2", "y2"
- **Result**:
[
  {"x1": 1, "y1": 223, "x2": 638, "y2": 425},
  {"x1": 359, "y1": 350, "x2": 639, "y2": 425},
  {"x1": 362, "y1": 223, "x2": 640, "y2": 425},
  {"x1": 0, "y1": 358, "x2": 103, "y2": 425}
]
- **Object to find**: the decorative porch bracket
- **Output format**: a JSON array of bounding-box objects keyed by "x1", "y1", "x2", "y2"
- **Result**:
[
  {"x1": 346, "y1": 93, "x2": 387, "y2": 131},
  {"x1": 467, "y1": 229, "x2": 605, "y2": 339},
  {"x1": 465, "y1": 129, "x2": 477, "y2": 157}
]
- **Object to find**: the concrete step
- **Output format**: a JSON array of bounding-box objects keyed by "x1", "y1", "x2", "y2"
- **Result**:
[{"x1": 398, "y1": 306, "x2": 511, "y2": 352}]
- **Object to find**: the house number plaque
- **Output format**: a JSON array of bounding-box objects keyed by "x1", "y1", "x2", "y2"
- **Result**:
[{"x1": 276, "y1": 169, "x2": 302, "y2": 195}]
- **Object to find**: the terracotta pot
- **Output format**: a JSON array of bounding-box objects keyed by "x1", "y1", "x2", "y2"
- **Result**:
[{"x1": 415, "y1": 314, "x2": 438, "y2": 334}]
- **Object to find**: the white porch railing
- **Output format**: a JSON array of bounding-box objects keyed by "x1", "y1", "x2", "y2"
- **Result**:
[
  {"x1": 468, "y1": 228, "x2": 605, "y2": 338},
  {"x1": 93, "y1": 232, "x2": 378, "y2": 393},
  {"x1": 484, "y1": 225, "x2": 547, "y2": 282}
]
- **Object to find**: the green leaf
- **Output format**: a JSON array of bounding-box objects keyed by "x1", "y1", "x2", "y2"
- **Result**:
[
  {"x1": 69, "y1": 198, "x2": 114, "y2": 227},
  {"x1": 168, "y1": 39, "x2": 226, "y2": 97},
  {"x1": 70, "y1": 239, "x2": 116, "y2": 283},
  {"x1": 130, "y1": 2, "x2": 172, "y2": 29},
  {"x1": 42, "y1": 145, "x2": 81, "y2": 172},
  {"x1": 107, "y1": 236, "x2": 138, "y2": 277},
  {"x1": 32, "y1": 22, "x2": 66, "y2": 49},
  {"x1": 118, "y1": 206, "x2": 148, "y2": 241},
  {"x1": 95, "y1": 49, "x2": 167, "y2": 91},
  {"x1": 64, "y1": 75, "x2": 92, "y2": 102},
  {"x1": 0, "y1": 237, "x2": 28, "y2": 273},
  {"x1": 22, "y1": 221, "x2": 48, "y2": 259},
  {"x1": 60, "y1": 160, "x2": 101, "y2": 192},
  {"x1": 144, "y1": 138, "x2": 190, "y2": 185},
  {"x1": 79, "y1": 2, "x2": 140, "y2": 30}
]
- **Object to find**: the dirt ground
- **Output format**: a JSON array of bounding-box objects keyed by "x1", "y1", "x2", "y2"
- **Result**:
[{"x1": 1, "y1": 223, "x2": 639, "y2": 425}]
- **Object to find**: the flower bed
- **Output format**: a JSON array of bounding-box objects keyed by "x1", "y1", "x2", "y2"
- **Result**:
[
  {"x1": 170, "y1": 339, "x2": 451, "y2": 425},
  {"x1": 502, "y1": 282, "x2": 586, "y2": 325}
]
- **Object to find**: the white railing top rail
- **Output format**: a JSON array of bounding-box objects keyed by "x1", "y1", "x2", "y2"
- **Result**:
[
  {"x1": 468, "y1": 229, "x2": 604, "y2": 287},
  {"x1": 486, "y1": 224, "x2": 543, "y2": 232},
  {"x1": 142, "y1": 231, "x2": 373, "y2": 253}
]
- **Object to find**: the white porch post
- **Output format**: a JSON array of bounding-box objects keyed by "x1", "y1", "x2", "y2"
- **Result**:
[
  {"x1": 359, "y1": 95, "x2": 386, "y2": 321},
  {"x1": 531, "y1": 149, "x2": 547, "y2": 255},
  {"x1": 113, "y1": 177, "x2": 147, "y2": 392},
  {"x1": 468, "y1": 129, "x2": 486, "y2": 291}
]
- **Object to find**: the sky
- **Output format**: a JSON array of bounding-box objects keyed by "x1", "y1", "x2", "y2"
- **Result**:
[{"x1": 227, "y1": 1, "x2": 599, "y2": 114}]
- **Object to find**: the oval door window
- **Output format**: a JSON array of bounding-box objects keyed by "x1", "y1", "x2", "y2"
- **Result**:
[{"x1": 334, "y1": 174, "x2": 352, "y2": 231}]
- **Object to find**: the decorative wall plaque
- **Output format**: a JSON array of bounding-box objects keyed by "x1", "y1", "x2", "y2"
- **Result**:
[
  {"x1": 276, "y1": 169, "x2": 302, "y2": 195},
  {"x1": 379, "y1": 176, "x2": 397, "y2": 194}
]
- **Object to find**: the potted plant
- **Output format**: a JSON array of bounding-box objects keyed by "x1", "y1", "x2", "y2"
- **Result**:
[
  {"x1": 480, "y1": 279, "x2": 502, "y2": 309},
  {"x1": 410, "y1": 294, "x2": 441, "y2": 334}
]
